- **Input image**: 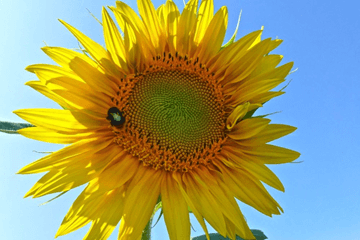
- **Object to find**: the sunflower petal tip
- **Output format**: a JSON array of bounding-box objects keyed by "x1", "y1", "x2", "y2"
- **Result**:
[
  {"x1": 17, "y1": 164, "x2": 33, "y2": 174},
  {"x1": 12, "y1": 109, "x2": 21, "y2": 115},
  {"x1": 23, "y1": 192, "x2": 32, "y2": 198},
  {"x1": 24, "y1": 81, "x2": 34, "y2": 86},
  {"x1": 58, "y1": 19, "x2": 71, "y2": 28},
  {"x1": 54, "y1": 230, "x2": 62, "y2": 238},
  {"x1": 102, "y1": 6, "x2": 109, "y2": 14},
  {"x1": 24, "y1": 65, "x2": 32, "y2": 72}
]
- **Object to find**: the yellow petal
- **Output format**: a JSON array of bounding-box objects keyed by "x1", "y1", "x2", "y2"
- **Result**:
[
  {"x1": 112, "y1": 2, "x2": 156, "y2": 61},
  {"x1": 249, "y1": 26, "x2": 263, "y2": 48},
  {"x1": 25, "y1": 81, "x2": 71, "y2": 109},
  {"x1": 22, "y1": 171, "x2": 54, "y2": 198},
  {"x1": 250, "y1": 91, "x2": 284, "y2": 104},
  {"x1": 176, "y1": 0, "x2": 199, "y2": 55},
  {"x1": 102, "y1": 7, "x2": 128, "y2": 71},
  {"x1": 14, "y1": 109, "x2": 105, "y2": 133},
  {"x1": 226, "y1": 102, "x2": 262, "y2": 130},
  {"x1": 45, "y1": 77, "x2": 110, "y2": 115},
  {"x1": 226, "y1": 102, "x2": 249, "y2": 130},
  {"x1": 26, "y1": 64, "x2": 82, "y2": 83},
  {"x1": 67, "y1": 56, "x2": 118, "y2": 96},
  {"x1": 156, "y1": 4, "x2": 165, "y2": 23},
  {"x1": 113, "y1": 1, "x2": 146, "y2": 34},
  {"x1": 18, "y1": 137, "x2": 112, "y2": 174},
  {"x1": 33, "y1": 69, "x2": 76, "y2": 85},
  {"x1": 112, "y1": 0, "x2": 155, "y2": 63},
  {"x1": 216, "y1": 176, "x2": 255, "y2": 239},
  {"x1": 248, "y1": 54, "x2": 283, "y2": 78},
  {"x1": 59, "y1": 20, "x2": 122, "y2": 77},
  {"x1": 119, "y1": 167, "x2": 162, "y2": 240},
  {"x1": 227, "y1": 78, "x2": 284, "y2": 107},
  {"x1": 183, "y1": 172, "x2": 227, "y2": 237},
  {"x1": 41, "y1": 47, "x2": 99, "y2": 72},
  {"x1": 164, "y1": 0, "x2": 180, "y2": 52},
  {"x1": 237, "y1": 144, "x2": 301, "y2": 164},
  {"x1": 215, "y1": 160, "x2": 283, "y2": 216},
  {"x1": 26, "y1": 170, "x2": 74, "y2": 198},
  {"x1": 52, "y1": 90, "x2": 108, "y2": 117},
  {"x1": 223, "y1": 217, "x2": 236, "y2": 240},
  {"x1": 161, "y1": 173, "x2": 190, "y2": 240},
  {"x1": 23, "y1": 170, "x2": 57, "y2": 198},
  {"x1": 252, "y1": 61, "x2": 294, "y2": 81},
  {"x1": 195, "y1": 6, "x2": 227, "y2": 62},
  {"x1": 267, "y1": 39, "x2": 283, "y2": 52},
  {"x1": 228, "y1": 118, "x2": 270, "y2": 140},
  {"x1": 194, "y1": 0, "x2": 214, "y2": 43},
  {"x1": 27, "y1": 78, "x2": 109, "y2": 117},
  {"x1": 83, "y1": 187, "x2": 126, "y2": 240},
  {"x1": 209, "y1": 30, "x2": 263, "y2": 74},
  {"x1": 17, "y1": 126, "x2": 94, "y2": 144},
  {"x1": 57, "y1": 185, "x2": 126, "y2": 237},
  {"x1": 56, "y1": 188, "x2": 102, "y2": 237},
  {"x1": 86, "y1": 151, "x2": 140, "y2": 195},
  {"x1": 223, "y1": 38, "x2": 272, "y2": 85},
  {"x1": 194, "y1": 167, "x2": 254, "y2": 238},
  {"x1": 243, "y1": 161, "x2": 285, "y2": 192},
  {"x1": 222, "y1": 145, "x2": 285, "y2": 191},
  {"x1": 28, "y1": 145, "x2": 119, "y2": 198},
  {"x1": 110, "y1": 4, "x2": 152, "y2": 70},
  {"x1": 241, "y1": 124, "x2": 297, "y2": 145},
  {"x1": 173, "y1": 172, "x2": 210, "y2": 240},
  {"x1": 137, "y1": 0, "x2": 165, "y2": 53},
  {"x1": 126, "y1": 22, "x2": 145, "y2": 69}
]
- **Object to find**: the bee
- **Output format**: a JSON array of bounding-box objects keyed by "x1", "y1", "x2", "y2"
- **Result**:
[{"x1": 107, "y1": 107, "x2": 125, "y2": 126}]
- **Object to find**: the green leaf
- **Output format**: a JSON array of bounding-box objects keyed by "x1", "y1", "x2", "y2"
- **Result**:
[
  {"x1": 242, "y1": 78, "x2": 293, "y2": 120},
  {"x1": 0, "y1": 121, "x2": 33, "y2": 134},
  {"x1": 251, "y1": 230, "x2": 267, "y2": 240},
  {"x1": 253, "y1": 111, "x2": 281, "y2": 119},
  {"x1": 188, "y1": 206, "x2": 193, "y2": 213},
  {"x1": 39, "y1": 191, "x2": 68, "y2": 206},
  {"x1": 243, "y1": 108, "x2": 258, "y2": 120},
  {"x1": 152, "y1": 201, "x2": 163, "y2": 228},
  {"x1": 220, "y1": 10, "x2": 242, "y2": 50},
  {"x1": 191, "y1": 229, "x2": 267, "y2": 240},
  {"x1": 86, "y1": 8, "x2": 102, "y2": 26}
]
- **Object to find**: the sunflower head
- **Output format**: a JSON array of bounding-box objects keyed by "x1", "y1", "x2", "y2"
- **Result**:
[{"x1": 14, "y1": 0, "x2": 299, "y2": 240}]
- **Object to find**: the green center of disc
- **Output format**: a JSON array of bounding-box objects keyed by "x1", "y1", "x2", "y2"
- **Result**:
[{"x1": 126, "y1": 70, "x2": 224, "y2": 157}]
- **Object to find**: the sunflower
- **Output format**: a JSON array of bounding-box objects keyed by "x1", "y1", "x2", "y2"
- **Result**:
[{"x1": 14, "y1": 0, "x2": 299, "y2": 239}]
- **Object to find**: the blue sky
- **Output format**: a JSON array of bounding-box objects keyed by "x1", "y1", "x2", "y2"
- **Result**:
[{"x1": 1, "y1": 0, "x2": 359, "y2": 239}]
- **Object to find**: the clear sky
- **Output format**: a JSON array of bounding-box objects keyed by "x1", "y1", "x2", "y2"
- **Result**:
[{"x1": 1, "y1": 0, "x2": 359, "y2": 239}]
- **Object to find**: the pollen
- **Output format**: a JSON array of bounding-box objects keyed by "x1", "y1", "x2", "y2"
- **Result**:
[{"x1": 111, "y1": 52, "x2": 227, "y2": 172}]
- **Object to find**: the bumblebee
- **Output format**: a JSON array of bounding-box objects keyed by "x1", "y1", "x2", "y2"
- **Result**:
[{"x1": 107, "y1": 107, "x2": 125, "y2": 126}]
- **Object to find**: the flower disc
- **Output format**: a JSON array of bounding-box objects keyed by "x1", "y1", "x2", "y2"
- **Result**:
[{"x1": 114, "y1": 60, "x2": 226, "y2": 171}]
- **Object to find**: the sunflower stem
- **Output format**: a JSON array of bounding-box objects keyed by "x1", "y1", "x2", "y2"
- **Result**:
[{"x1": 141, "y1": 218, "x2": 153, "y2": 240}]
